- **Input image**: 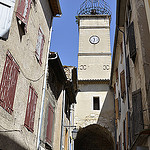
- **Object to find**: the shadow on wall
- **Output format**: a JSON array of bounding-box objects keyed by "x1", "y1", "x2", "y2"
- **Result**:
[
  {"x1": 0, "y1": 133, "x2": 27, "y2": 150},
  {"x1": 39, "y1": 0, "x2": 52, "y2": 28},
  {"x1": 97, "y1": 88, "x2": 115, "y2": 136}
]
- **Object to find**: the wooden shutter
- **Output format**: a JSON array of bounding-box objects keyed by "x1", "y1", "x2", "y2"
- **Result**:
[
  {"x1": 128, "y1": 22, "x2": 136, "y2": 62},
  {"x1": 116, "y1": 68, "x2": 118, "y2": 80},
  {"x1": 123, "y1": 120, "x2": 126, "y2": 150},
  {"x1": 132, "y1": 89, "x2": 144, "y2": 141},
  {"x1": 114, "y1": 83, "x2": 116, "y2": 94},
  {"x1": 16, "y1": 0, "x2": 32, "y2": 32},
  {"x1": 0, "y1": 51, "x2": 20, "y2": 114},
  {"x1": 115, "y1": 98, "x2": 119, "y2": 119},
  {"x1": 126, "y1": 111, "x2": 129, "y2": 149},
  {"x1": 24, "y1": 86, "x2": 38, "y2": 132},
  {"x1": 0, "y1": 0, "x2": 15, "y2": 39},
  {"x1": 126, "y1": 56, "x2": 130, "y2": 87},
  {"x1": 119, "y1": 133, "x2": 122, "y2": 150},
  {"x1": 35, "y1": 27, "x2": 45, "y2": 65},
  {"x1": 46, "y1": 104, "x2": 54, "y2": 145},
  {"x1": 118, "y1": 92, "x2": 121, "y2": 115},
  {"x1": 120, "y1": 70, "x2": 126, "y2": 98}
]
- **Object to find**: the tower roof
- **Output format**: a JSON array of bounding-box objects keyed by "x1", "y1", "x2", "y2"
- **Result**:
[{"x1": 77, "y1": 0, "x2": 111, "y2": 16}]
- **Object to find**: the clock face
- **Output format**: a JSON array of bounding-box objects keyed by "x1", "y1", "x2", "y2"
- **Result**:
[{"x1": 89, "y1": 35, "x2": 100, "y2": 44}]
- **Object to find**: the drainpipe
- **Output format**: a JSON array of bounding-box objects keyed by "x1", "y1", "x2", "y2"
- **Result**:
[
  {"x1": 37, "y1": 27, "x2": 52, "y2": 149},
  {"x1": 117, "y1": 27, "x2": 131, "y2": 147},
  {"x1": 60, "y1": 89, "x2": 66, "y2": 150}
]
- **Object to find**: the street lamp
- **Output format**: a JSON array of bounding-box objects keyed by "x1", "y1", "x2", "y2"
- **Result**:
[{"x1": 72, "y1": 128, "x2": 78, "y2": 140}]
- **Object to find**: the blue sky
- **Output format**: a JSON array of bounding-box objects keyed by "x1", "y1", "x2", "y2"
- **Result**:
[{"x1": 50, "y1": 0, "x2": 116, "y2": 67}]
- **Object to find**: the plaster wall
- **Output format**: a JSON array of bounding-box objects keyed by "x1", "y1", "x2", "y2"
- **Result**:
[
  {"x1": 79, "y1": 28, "x2": 110, "y2": 53},
  {"x1": 78, "y1": 16, "x2": 111, "y2": 80},
  {"x1": 80, "y1": 16, "x2": 110, "y2": 27},
  {"x1": 53, "y1": 91, "x2": 63, "y2": 150},
  {"x1": 0, "y1": 0, "x2": 52, "y2": 149},
  {"x1": 78, "y1": 55, "x2": 111, "y2": 80},
  {"x1": 75, "y1": 83, "x2": 109, "y2": 128}
]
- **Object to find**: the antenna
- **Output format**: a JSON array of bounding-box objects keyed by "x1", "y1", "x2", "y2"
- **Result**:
[{"x1": 77, "y1": 0, "x2": 111, "y2": 15}]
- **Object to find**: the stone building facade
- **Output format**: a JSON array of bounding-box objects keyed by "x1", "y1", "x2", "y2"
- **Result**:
[
  {"x1": 110, "y1": 0, "x2": 150, "y2": 149},
  {"x1": 38, "y1": 52, "x2": 78, "y2": 150},
  {"x1": 74, "y1": 1, "x2": 115, "y2": 148},
  {"x1": 0, "y1": 0, "x2": 61, "y2": 149}
]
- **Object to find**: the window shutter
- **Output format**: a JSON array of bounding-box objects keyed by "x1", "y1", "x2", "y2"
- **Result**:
[
  {"x1": 35, "y1": 27, "x2": 45, "y2": 65},
  {"x1": 116, "y1": 68, "x2": 118, "y2": 80},
  {"x1": 0, "y1": 51, "x2": 19, "y2": 114},
  {"x1": 16, "y1": 0, "x2": 32, "y2": 32},
  {"x1": 115, "y1": 98, "x2": 119, "y2": 119},
  {"x1": 132, "y1": 89, "x2": 144, "y2": 141},
  {"x1": 126, "y1": 56, "x2": 130, "y2": 87},
  {"x1": 118, "y1": 92, "x2": 121, "y2": 115},
  {"x1": 24, "y1": 86, "x2": 38, "y2": 132},
  {"x1": 46, "y1": 104, "x2": 54, "y2": 145},
  {"x1": 123, "y1": 120, "x2": 126, "y2": 150},
  {"x1": 0, "y1": 0, "x2": 15, "y2": 39},
  {"x1": 137, "y1": 146, "x2": 149, "y2": 150},
  {"x1": 126, "y1": 111, "x2": 129, "y2": 149},
  {"x1": 120, "y1": 70, "x2": 126, "y2": 98},
  {"x1": 128, "y1": 21, "x2": 136, "y2": 62},
  {"x1": 119, "y1": 133, "x2": 122, "y2": 150},
  {"x1": 114, "y1": 83, "x2": 116, "y2": 94}
]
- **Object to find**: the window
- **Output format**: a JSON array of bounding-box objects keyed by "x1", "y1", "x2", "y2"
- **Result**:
[
  {"x1": 46, "y1": 104, "x2": 54, "y2": 145},
  {"x1": 116, "y1": 68, "x2": 118, "y2": 80},
  {"x1": 93, "y1": 97, "x2": 100, "y2": 110},
  {"x1": 16, "y1": 0, "x2": 32, "y2": 32},
  {"x1": 120, "y1": 70, "x2": 126, "y2": 99},
  {"x1": 115, "y1": 98, "x2": 119, "y2": 119},
  {"x1": 119, "y1": 133, "x2": 122, "y2": 150},
  {"x1": 123, "y1": 119, "x2": 126, "y2": 150},
  {"x1": 126, "y1": 111, "x2": 130, "y2": 148},
  {"x1": 126, "y1": 56, "x2": 130, "y2": 87},
  {"x1": 131, "y1": 89, "x2": 143, "y2": 142},
  {"x1": 35, "y1": 27, "x2": 45, "y2": 65},
  {"x1": 0, "y1": 0, "x2": 15, "y2": 39},
  {"x1": 24, "y1": 85, "x2": 38, "y2": 133},
  {"x1": 0, "y1": 51, "x2": 20, "y2": 114},
  {"x1": 128, "y1": 22, "x2": 136, "y2": 62}
]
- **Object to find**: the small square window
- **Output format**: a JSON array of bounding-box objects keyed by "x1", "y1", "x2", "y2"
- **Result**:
[{"x1": 93, "y1": 97, "x2": 100, "y2": 110}]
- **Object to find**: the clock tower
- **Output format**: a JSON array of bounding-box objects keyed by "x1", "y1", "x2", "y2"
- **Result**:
[
  {"x1": 78, "y1": 14, "x2": 111, "y2": 80},
  {"x1": 75, "y1": 0, "x2": 112, "y2": 129}
]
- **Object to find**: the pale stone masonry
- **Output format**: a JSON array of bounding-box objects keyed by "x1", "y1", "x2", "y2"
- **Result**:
[{"x1": 74, "y1": 14, "x2": 114, "y2": 150}]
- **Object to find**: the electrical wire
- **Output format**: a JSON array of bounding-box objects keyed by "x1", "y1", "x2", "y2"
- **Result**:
[{"x1": 20, "y1": 67, "x2": 45, "y2": 82}]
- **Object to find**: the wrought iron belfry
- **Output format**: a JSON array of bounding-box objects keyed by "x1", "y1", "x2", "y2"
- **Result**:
[{"x1": 77, "y1": 0, "x2": 111, "y2": 15}]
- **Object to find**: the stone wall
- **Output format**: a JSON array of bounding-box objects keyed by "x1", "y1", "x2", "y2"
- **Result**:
[{"x1": 0, "y1": 0, "x2": 52, "y2": 149}]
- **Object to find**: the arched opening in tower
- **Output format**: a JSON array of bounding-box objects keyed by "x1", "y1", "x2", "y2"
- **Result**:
[{"x1": 74, "y1": 124, "x2": 114, "y2": 150}]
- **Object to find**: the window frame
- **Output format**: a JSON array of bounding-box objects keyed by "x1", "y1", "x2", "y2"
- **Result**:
[
  {"x1": 46, "y1": 103, "x2": 54, "y2": 145},
  {"x1": 16, "y1": 0, "x2": 32, "y2": 32},
  {"x1": 24, "y1": 85, "x2": 38, "y2": 133},
  {"x1": 93, "y1": 96, "x2": 100, "y2": 110},
  {"x1": 0, "y1": 51, "x2": 20, "y2": 114},
  {"x1": 0, "y1": 0, "x2": 15, "y2": 39},
  {"x1": 35, "y1": 26, "x2": 45, "y2": 65}
]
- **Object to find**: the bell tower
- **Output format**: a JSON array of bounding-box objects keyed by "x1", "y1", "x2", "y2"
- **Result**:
[
  {"x1": 75, "y1": 0, "x2": 112, "y2": 128},
  {"x1": 77, "y1": 0, "x2": 111, "y2": 80}
]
